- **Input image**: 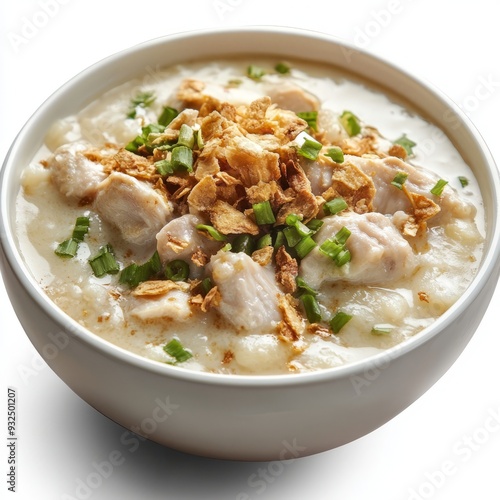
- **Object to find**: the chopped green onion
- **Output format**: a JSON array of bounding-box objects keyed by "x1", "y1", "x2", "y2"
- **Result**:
[
  {"x1": 391, "y1": 172, "x2": 409, "y2": 190},
  {"x1": 306, "y1": 219, "x2": 324, "y2": 233},
  {"x1": 324, "y1": 146, "x2": 344, "y2": 163},
  {"x1": 247, "y1": 65, "x2": 265, "y2": 80},
  {"x1": 72, "y1": 216, "x2": 90, "y2": 242},
  {"x1": 275, "y1": 62, "x2": 290, "y2": 74},
  {"x1": 329, "y1": 311, "x2": 352, "y2": 333},
  {"x1": 221, "y1": 243, "x2": 232, "y2": 252},
  {"x1": 335, "y1": 248, "x2": 351, "y2": 267},
  {"x1": 194, "y1": 128, "x2": 204, "y2": 150},
  {"x1": 297, "y1": 111, "x2": 318, "y2": 131},
  {"x1": 256, "y1": 233, "x2": 273, "y2": 249},
  {"x1": 127, "y1": 91, "x2": 156, "y2": 119},
  {"x1": 125, "y1": 123, "x2": 166, "y2": 153},
  {"x1": 335, "y1": 226, "x2": 351, "y2": 245},
  {"x1": 300, "y1": 293, "x2": 322, "y2": 323},
  {"x1": 165, "y1": 259, "x2": 190, "y2": 281},
  {"x1": 339, "y1": 111, "x2": 361, "y2": 136},
  {"x1": 177, "y1": 124, "x2": 195, "y2": 149},
  {"x1": 196, "y1": 224, "x2": 227, "y2": 241},
  {"x1": 155, "y1": 159, "x2": 173, "y2": 176},
  {"x1": 88, "y1": 245, "x2": 120, "y2": 278},
  {"x1": 283, "y1": 226, "x2": 303, "y2": 247},
  {"x1": 319, "y1": 227, "x2": 351, "y2": 267},
  {"x1": 285, "y1": 213, "x2": 312, "y2": 237},
  {"x1": 202, "y1": 277, "x2": 213, "y2": 294},
  {"x1": 297, "y1": 138, "x2": 322, "y2": 161},
  {"x1": 323, "y1": 197, "x2": 348, "y2": 215},
  {"x1": 253, "y1": 200, "x2": 276, "y2": 225},
  {"x1": 371, "y1": 324, "x2": 393, "y2": 335},
  {"x1": 430, "y1": 179, "x2": 448, "y2": 196},
  {"x1": 163, "y1": 338, "x2": 193, "y2": 363},
  {"x1": 393, "y1": 134, "x2": 416, "y2": 156},
  {"x1": 170, "y1": 146, "x2": 193, "y2": 172},
  {"x1": 319, "y1": 238, "x2": 343, "y2": 260},
  {"x1": 295, "y1": 277, "x2": 317, "y2": 296},
  {"x1": 55, "y1": 216, "x2": 90, "y2": 258},
  {"x1": 295, "y1": 235, "x2": 316, "y2": 259},
  {"x1": 231, "y1": 234, "x2": 255, "y2": 255},
  {"x1": 119, "y1": 251, "x2": 161, "y2": 287},
  {"x1": 55, "y1": 238, "x2": 79, "y2": 258},
  {"x1": 273, "y1": 230, "x2": 286, "y2": 250},
  {"x1": 458, "y1": 176, "x2": 469, "y2": 188},
  {"x1": 158, "y1": 106, "x2": 178, "y2": 127}
]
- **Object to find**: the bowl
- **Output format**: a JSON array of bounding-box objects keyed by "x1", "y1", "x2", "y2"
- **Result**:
[{"x1": 1, "y1": 27, "x2": 500, "y2": 461}]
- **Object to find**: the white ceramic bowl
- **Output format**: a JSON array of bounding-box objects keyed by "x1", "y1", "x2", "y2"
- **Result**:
[{"x1": 1, "y1": 27, "x2": 500, "y2": 461}]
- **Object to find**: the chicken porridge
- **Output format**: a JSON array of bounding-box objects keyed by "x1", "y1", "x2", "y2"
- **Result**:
[{"x1": 16, "y1": 58, "x2": 484, "y2": 374}]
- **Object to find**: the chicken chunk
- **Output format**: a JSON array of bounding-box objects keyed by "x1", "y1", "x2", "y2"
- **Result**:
[
  {"x1": 264, "y1": 82, "x2": 319, "y2": 113},
  {"x1": 300, "y1": 212, "x2": 416, "y2": 288},
  {"x1": 48, "y1": 141, "x2": 108, "y2": 200},
  {"x1": 346, "y1": 155, "x2": 476, "y2": 222},
  {"x1": 156, "y1": 214, "x2": 222, "y2": 278},
  {"x1": 130, "y1": 289, "x2": 192, "y2": 321},
  {"x1": 209, "y1": 251, "x2": 282, "y2": 332},
  {"x1": 94, "y1": 172, "x2": 173, "y2": 246}
]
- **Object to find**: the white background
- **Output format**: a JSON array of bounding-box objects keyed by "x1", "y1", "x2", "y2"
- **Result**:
[{"x1": 1, "y1": 1, "x2": 500, "y2": 499}]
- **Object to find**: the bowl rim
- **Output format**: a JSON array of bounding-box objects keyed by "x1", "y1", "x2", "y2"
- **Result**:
[{"x1": 1, "y1": 25, "x2": 500, "y2": 388}]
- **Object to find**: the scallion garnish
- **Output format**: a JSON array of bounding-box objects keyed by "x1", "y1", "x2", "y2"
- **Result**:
[
  {"x1": 393, "y1": 134, "x2": 416, "y2": 156},
  {"x1": 300, "y1": 293, "x2": 322, "y2": 323},
  {"x1": 119, "y1": 251, "x2": 161, "y2": 287},
  {"x1": 88, "y1": 245, "x2": 120, "y2": 278},
  {"x1": 125, "y1": 123, "x2": 166, "y2": 154},
  {"x1": 165, "y1": 259, "x2": 190, "y2": 281},
  {"x1": 177, "y1": 124, "x2": 195, "y2": 149},
  {"x1": 54, "y1": 238, "x2": 79, "y2": 258},
  {"x1": 285, "y1": 214, "x2": 312, "y2": 237},
  {"x1": 196, "y1": 224, "x2": 227, "y2": 241},
  {"x1": 295, "y1": 277, "x2": 317, "y2": 296},
  {"x1": 231, "y1": 234, "x2": 255, "y2": 255},
  {"x1": 55, "y1": 216, "x2": 90, "y2": 258},
  {"x1": 247, "y1": 65, "x2": 265, "y2": 80},
  {"x1": 253, "y1": 200, "x2": 276, "y2": 225},
  {"x1": 273, "y1": 230, "x2": 286, "y2": 250},
  {"x1": 339, "y1": 111, "x2": 361, "y2": 137},
  {"x1": 170, "y1": 146, "x2": 193, "y2": 172},
  {"x1": 202, "y1": 277, "x2": 213, "y2": 294},
  {"x1": 155, "y1": 159, "x2": 173, "y2": 176},
  {"x1": 323, "y1": 198, "x2": 348, "y2": 215},
  {"x1": 391, "y1": 172, "x2": 409, "y2": 190},
  {"x1": 256, "y1": 233, "x2": 273, "y2": 249},
  {"x1": 324, "y1": 146, "x2": 344, "y2": 163},
  {"x1": 371, "y1": 324, "x2": 393, "y2": 335},
  {"x1": 430, "y1": 179, "x2": 448, "y2": 196},
  {"x1": 163, "y1": 338, "x2": 193, "y2": 363},
  {"x1": 275, "y1": 62, "x2": 290, "y2": 74},
  {"x1": 127, "y1": 90, "x2": 156, "y2": 119},
  {"x1": 319, "y1": 227, "x2": 351, "y2": 267},
  {"x1": 458, "y1": 176, "x2": 469, "y2": 188},
  {"x1": 297, "y1": 111, "x2": 318, "y2": 132},
  {"x1": 306, "y1": 219, "x2": 324, "y2": 233},
  {"x1": 283, "y1": 226, "x2": 303, "y2": 247},
  {"x1": 295, "y1": 235, "x2": 317, "y2": 259},
  {"x1": 329, "y1": 311, "x2": 352, "y2": 333},
  {"x1": 297, "y1": 138, "x2": 322, "y2": 161},
  {"x1": 158, "y1": 106, "x2": 178, "y2": 127}
]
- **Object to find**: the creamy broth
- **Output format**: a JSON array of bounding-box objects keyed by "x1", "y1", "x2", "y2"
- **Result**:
[{"x1": 17, "y1": 58, "x2": 484, "y2": 374}]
